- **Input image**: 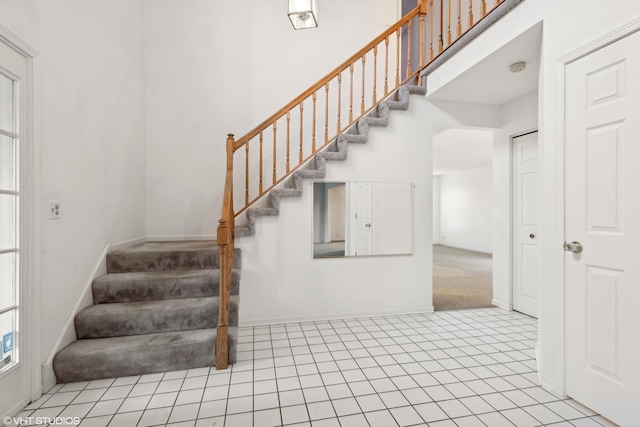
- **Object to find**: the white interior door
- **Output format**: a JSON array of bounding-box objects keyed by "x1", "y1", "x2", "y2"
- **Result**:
[
  {"x1": 0, "y1": 38, "x2": 31, "y2": 418},
  {"x1": 565, "y1": 30, "x2": 640, "y2": 425},
  {"x1": 355, "y1": 182, "x2": 373, "y2": 256},
  {"x1": 512, "y1": 131, "x2": 540, "y2": 318}
]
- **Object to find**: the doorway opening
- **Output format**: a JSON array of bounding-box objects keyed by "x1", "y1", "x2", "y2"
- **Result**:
[{"x1": 432, "y1": 128, "x2": 495, "y2": 311}]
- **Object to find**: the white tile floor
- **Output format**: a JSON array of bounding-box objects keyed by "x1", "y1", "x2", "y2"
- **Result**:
[{"x1": 9, "y1": 308, "x2": 616, "y2": 427}]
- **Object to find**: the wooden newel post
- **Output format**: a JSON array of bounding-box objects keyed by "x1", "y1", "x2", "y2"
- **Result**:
[
  {"x1": 216, "y1": 133, "x2": 235, "y2": 370},
  {"x1": 226, "y1": 133, "x2": 234, "y2": 173},
  {"x1": 215, "y1": 219, "x2": 230, "y2": 369}
]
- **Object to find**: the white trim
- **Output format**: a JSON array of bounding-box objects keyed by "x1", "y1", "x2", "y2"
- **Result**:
[
  {"x1": 0, "y1": 25, "x2": 39, "y2": 58},
  {"x1": 146, "y1": 235, "x2": 216, "y2": 242},
  {"x1": 40, "y1": 243, "x2": 110, "y2": 393},
  {"x1": 558, "y1": 18, "x2": 640, "y2": 65},
  {"x1": 0, "y1": 24, "x2": 42, "y2": 403},
  {"x1": 0, "y1": 128, "x2": 19, "y2": 138},
  {"x1": 435, "y1": 244, "x2": 492, "y2": 255},
  {"x1": 30, "y1": 52, "x2": 42, "y2": 403},
  {"x1": 110, "y1": 236, "x2": 146, "y2": 251},
  {"x1": 491, "y1": 298, "x2": 510, "y2": 311},
  {"x1": 555, "y1": 16, "x2": 640, "y2": 398},
  {"x1": 240, "y1": 306, "x2": 435, "y2": 327},
  {"x1": 3, "y1": 398, "x2": 30, "y2": 424},
  {"x1": 509, "y1": 129, "x2": 538, "y2": 315}
]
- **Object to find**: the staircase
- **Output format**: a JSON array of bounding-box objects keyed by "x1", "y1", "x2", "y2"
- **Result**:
[
  {"x1": 234, "y1": 84, "x2": 427, "y2": 237},
  {"x1": 53, "y1": 241, "x2": 241, "y2": 383},
  {"x1": 213, "y1": 0, "x2": 514, "y2": 366}
]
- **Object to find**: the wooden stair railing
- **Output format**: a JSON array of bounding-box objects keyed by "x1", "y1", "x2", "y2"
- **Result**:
[{"x1": 216, "y1": 0, "x2": 510, "y2": 369}]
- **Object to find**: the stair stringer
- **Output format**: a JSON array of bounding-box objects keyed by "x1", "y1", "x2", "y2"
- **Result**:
[{"x1": 234, "y1": 84, "x2": 426, "y2": 237}]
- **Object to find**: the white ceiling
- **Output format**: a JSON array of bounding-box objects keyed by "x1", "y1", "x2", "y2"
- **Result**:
[
  {"x1": 427, "y1": 23, "x2": 542, "y2": 106},
  {"x1": 433, "y1": 128, "x2": 493, "y2": 176}
]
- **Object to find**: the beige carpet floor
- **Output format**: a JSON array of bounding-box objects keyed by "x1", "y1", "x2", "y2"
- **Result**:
[{"x1": 433, "y1": 245, "x2": 494, "y2": 311}]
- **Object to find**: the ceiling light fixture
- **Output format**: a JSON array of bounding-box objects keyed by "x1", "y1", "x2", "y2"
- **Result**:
[
  {"x1": 288, "y1": 0, "x2": 318, "y2": 30},
  {"x1": 509, "y1": 61, "x2": 527, "y2": 73}
]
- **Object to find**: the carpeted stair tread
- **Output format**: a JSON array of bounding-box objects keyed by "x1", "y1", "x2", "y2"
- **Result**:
[
  {"x1": 92, "y1": 269, "x2": 241, "y2": 303},
  {"x1": 271, "y1": 188, "x2": 303, "y2": 198},
  {"x1": 234, "y1": 82, "x2": 425, "y2": 237},
  {"x1": 107, "y1": 241, "x2": 240, "y2": 273},
  {"x1": 53, "y1": 329, "x2": 218, "y2": 383},
  {"x1": 247, "y1": 207, "x2": 278, "y2": 217},
  {"x1": 75, "y1": 296, "x2": 239, "y2": 339},
  {"x1": 234, "y1": 226, "x2": 253, "y2": 237}
]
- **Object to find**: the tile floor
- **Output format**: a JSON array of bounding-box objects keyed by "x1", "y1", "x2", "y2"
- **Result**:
[{"x1": 10, "y1": 308, "x2": 616, "y2": 427}]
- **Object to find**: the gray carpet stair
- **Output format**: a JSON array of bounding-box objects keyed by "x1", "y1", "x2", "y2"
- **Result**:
[
  {"x1": 53, "y1": 241, "x2": 240, "y2": 383},
  {"x1": 234, "y1": 83, "x2": 426, "y2": 237},
  {"x1": 53, "y1": 329, "x2": 219, "y2": 384}
]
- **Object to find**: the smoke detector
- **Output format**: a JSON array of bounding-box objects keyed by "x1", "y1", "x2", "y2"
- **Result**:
[{"x1": 509, "y1": 61, "x2": 527, "y2": 73}]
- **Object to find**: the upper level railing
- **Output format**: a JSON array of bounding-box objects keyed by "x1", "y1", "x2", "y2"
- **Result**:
[{"x1": 216, "y1": 0, "x2": 509, "y2": 369}]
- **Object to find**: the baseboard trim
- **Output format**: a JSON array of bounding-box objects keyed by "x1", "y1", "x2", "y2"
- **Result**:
[
  {"x1": 110, "y1": 236, "x2": 146, "y2": 250},
  {"x1": 539, "y1": 373, "x2": 562, "y2": 397},
  {"x1": 2, "y1": 397, "x2": 31, "y2": 422},
  {"x1": 435, "y1": 244, "x2": 492, "y2": 255},
  {"x1": 146, "y1": 235, "x2": 216, "y2": 242},
  {"x1": 240, "y1": 306, "x2": 434, "y2": 327},
  {"x1": 41, "y1": 242, "x2": 110, "y2": 392},
  {"x1": 491, "y1": 299, "x2": 511, "y2": 311}
]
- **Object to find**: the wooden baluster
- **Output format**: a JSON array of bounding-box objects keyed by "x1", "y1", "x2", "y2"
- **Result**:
[
  {"x1": 438, "y1": 0, "x2": 444, "y2": 53},
  {"x1": 226, "y1": 133, "x2": 235, "y2": 215},
  {"x1": 481, "y1": 0, "x2": 486, "y2": 16},
  {"x1": 324, "y1": 82, "x2": 329, "y2": 144},
  {"x1": 396, "y1": 27, "x2": 401, "y2": 87},
  {"x1": 245, "y1": 140, "x2": 249, "y2": 206},
  {"x1": 406, "y1": 19, "x2": 412, "y2": 78},
  {"x1": 373, "y1": 45, "x2": 378, "y2": 104},
  {"x1": 457, "y1": 0, "x2": 462, "y2": 37},
  {"x1": 429, "y1": 0, "x2": 434, "y2": 60},
  {"x1": 419, "y1": 0, "x2": 426, "y2": 76},
  {"x1": 312, "y1": 92, "x2": 317, "y2": 152},
  {"x1": 349, "y1": 64, "x2": 354, "y2": 122},
  {"x1": 272, "y1": 122, "x2": 277, "y2": 184},
  {"x1": 299, "y1": 101, "x2": 304, "y2": 163},
  {"x1": 447, "y1": 0, "x2": 452, "y2": 45},
  {"x1": 259, "y1": 131, "x2": 263, "y2": 194},
  {"x1": 286, "y1": 111, "x2": 291, "y2": 173},
  {"x1": 468, "y1": 0, "x2": 473, "y2": 28},
  {"x1": 384, "y1": 37, "x2": 390, "y2": 95},
  {"x1": 361, "y1": 55, "x2": 366, "y2": 114},
  {"x1": 337, "y1": 73, "x2": 342, "y2": 133}
]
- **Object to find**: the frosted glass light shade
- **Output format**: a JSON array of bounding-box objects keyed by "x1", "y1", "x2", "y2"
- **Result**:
[{"x1": 288, "y1": 0, "x2": 318, "y2": 30}]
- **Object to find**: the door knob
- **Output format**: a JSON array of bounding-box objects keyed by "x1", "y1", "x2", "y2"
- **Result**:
[
  {"x1": 365, "y1": 223, "x2": 371, "y2": 228},
  {"x1": 563, "y1": 241, "x2": 583, "y2": 253},
  {"x1": 529, "y1": 234, "x2": 536, "y2": 239}
]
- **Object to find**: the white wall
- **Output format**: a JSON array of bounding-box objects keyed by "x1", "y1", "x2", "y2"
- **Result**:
[
  {"x1": 0, "y1": 0, "x2": 146, "y2": 374},
  {"x1": 143, "y1": 0, "x2": 399, "y2": 239},
  {"x1": 235, "y1": 99, "x2": 433, "y2": 325},
  {"x1": 432, "y1": 175, "x2": 441, "y2": 244},
  {"x1": 438, "y1": 167, "x2": 493, "y2": 253},
  {"x1": 236, "y1": 98, "x2": 500, "y2": 325}
]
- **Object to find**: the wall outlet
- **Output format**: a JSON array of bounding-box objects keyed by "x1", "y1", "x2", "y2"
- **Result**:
[{"x1": 49, "y1": 200, "x2": 61, "y2": 219}]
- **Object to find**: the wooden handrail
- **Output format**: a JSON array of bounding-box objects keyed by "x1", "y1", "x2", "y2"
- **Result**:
[
  {"x1": 216, "y1": 0, "x2": 514, "y2": 369},
  {"x1": 232, "y1": 6, "x2": 422, "y2": 152}
]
